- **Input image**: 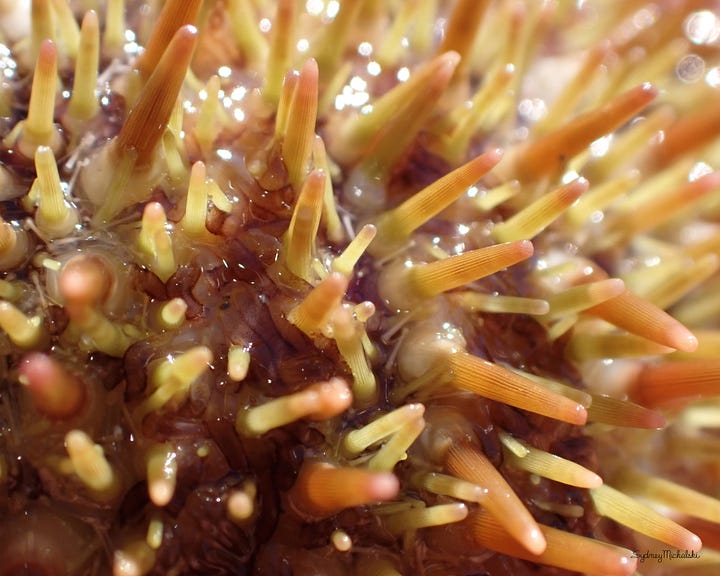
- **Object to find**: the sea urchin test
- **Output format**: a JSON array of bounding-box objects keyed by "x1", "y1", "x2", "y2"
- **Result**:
[{"x1": 1, "y1": 0, "x2": 720, "y2": 575}]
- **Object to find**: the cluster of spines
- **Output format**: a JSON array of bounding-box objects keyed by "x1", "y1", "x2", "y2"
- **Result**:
[{"x1": 1, "y1": 0, "x2": 720, "y2": 575}]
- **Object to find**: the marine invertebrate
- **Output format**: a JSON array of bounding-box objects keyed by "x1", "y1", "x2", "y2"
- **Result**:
[{"x1": 1, "y1": 0, "x2": 720, "y2": 575}]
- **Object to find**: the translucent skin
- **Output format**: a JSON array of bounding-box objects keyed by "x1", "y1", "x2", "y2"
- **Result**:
[{"x1": 0, "y1": 1, "x2": 719, "y2": 576}]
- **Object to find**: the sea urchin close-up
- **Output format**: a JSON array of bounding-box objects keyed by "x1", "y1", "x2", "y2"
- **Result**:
[{"x1": 2, "y1": 0, "x2": 720, "y2": 574}]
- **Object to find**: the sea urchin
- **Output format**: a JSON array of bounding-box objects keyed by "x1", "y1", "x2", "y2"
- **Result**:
[{"x1": 1, "y1": 1, "x2": 720, "y2": 575}]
